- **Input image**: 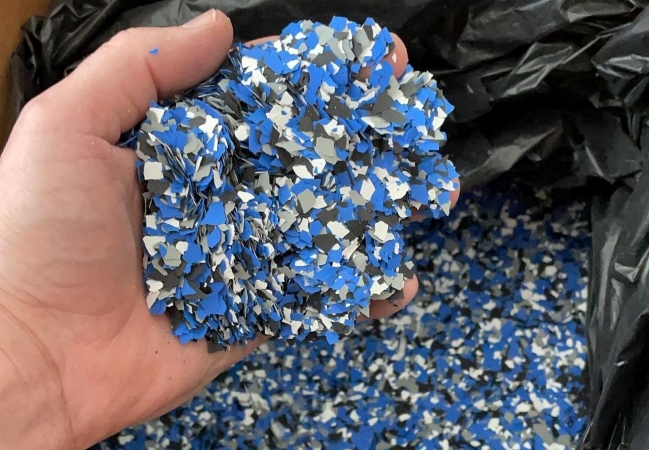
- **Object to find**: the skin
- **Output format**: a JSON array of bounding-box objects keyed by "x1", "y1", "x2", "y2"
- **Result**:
[{"x1": 0, "y1": 10, "x2": 460, "y2": 449}]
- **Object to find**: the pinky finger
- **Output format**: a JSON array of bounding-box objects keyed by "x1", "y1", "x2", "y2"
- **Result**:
[{"x1": 358, "y1": 276, "x2": 419, "y2": 321}]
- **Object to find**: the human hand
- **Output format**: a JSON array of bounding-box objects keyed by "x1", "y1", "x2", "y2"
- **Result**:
[{"x1": 0, "y1": 10, "x2": 459, "y2": 449}]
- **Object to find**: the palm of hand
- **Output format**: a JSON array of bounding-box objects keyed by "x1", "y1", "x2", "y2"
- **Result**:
[{"x1": 0, "y1": 108, "x2": 253, "y2": 442}]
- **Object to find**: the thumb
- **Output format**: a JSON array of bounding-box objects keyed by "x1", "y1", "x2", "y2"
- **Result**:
[{"x1": 31, "y1": 9, "x2": 233, "y2": 143}]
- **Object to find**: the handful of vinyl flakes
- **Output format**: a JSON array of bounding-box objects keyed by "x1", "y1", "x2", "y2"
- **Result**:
[{"x1": 131, "y1": 17, "x2": 458, "y2": 352}]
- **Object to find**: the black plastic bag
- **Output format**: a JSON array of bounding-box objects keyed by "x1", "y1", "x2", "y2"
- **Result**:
[{"x1": 9, "y1": 0, "x2": 649, "y2": 448}]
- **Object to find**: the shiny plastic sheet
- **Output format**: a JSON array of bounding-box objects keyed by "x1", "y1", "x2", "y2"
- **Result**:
[{"x1": 9, "y1": 1, "x2": 649, "y2": 447}]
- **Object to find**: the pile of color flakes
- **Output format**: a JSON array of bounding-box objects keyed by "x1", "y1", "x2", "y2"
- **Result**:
[
  {"x1": 97, "y1": 181, "x2": 590, "y2": 449},
  {"x1": 133, "y1": 17, "x2": 458, "y2": 351}
]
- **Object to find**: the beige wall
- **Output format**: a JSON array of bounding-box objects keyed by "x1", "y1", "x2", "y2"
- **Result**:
[{"x1": 0, "y1": 0, "x2": 51, "y2": 145}]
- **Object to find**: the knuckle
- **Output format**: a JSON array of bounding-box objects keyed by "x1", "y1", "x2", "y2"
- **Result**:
[
  {"x1": 15, "y1": 95, "x2": 53, "y2": 132},
  {"x1": 110, "y1": 28, "x2": 142, "y2": 46},
  {"x1": 100, "y1": 28, "x2": 149, "y2": 55}
]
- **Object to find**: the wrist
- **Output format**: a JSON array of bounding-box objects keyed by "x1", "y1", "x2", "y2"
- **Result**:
[{"x1": 0, "y1": 301, "x2": 78, "y2": 449}]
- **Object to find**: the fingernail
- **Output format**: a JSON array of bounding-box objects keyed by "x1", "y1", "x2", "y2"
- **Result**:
[{"x1": 182, "y1": 9, "x2": 220, "y2": 29}]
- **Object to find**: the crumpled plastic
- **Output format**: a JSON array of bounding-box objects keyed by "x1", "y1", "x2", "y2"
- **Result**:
[{"x1": 9, "y1": 0, "x2": 649, "y2": 448}]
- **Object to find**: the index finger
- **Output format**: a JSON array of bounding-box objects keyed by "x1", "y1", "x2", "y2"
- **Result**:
[{"x1": 23, "y1": 10, "x2": 234, "y2": 144}]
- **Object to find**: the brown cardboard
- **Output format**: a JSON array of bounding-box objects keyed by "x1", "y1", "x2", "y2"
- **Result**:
[{"x1": 0, "y1": 0, "x2": 50, "y2": 145}]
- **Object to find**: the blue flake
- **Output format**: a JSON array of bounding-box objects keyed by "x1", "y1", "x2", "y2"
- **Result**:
[
  {"x1": 202, "y1": 202, "x2": 227, "y2": 226},
  {"x1": 149, "y1": 299, "x2": 167, "y2": 315},
  {"x1": 199, "y1": 290, "x2": 228, "y2": 317}
]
